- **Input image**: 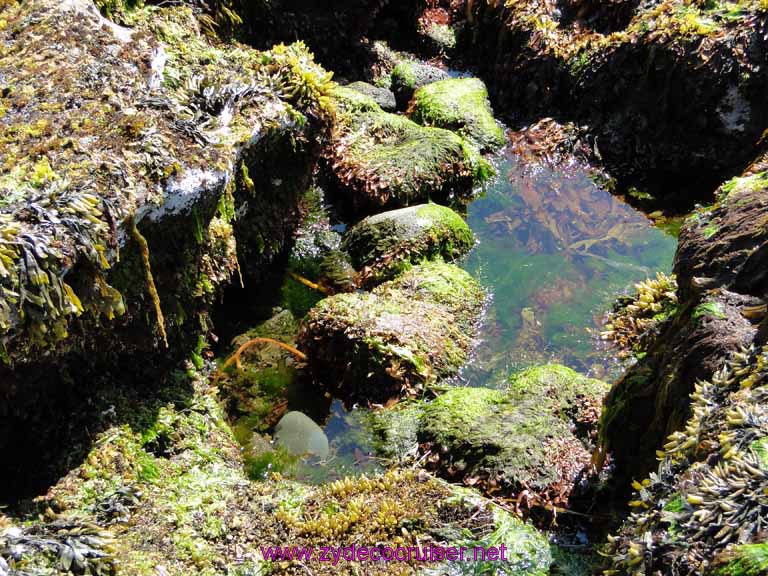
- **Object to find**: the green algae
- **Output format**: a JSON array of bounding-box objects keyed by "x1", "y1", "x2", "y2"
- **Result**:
[
  {"x1": 409, "y1": 78, "x2": 505, "y2": 152},
  {"x1": 342, "y1": 203, "x2": 474, "y2": 285},
  {"x1": 328, "y1": 100, "x2": 492, "y2": 214},
  {"x1": 299, "y1": 261, "x2": 484, "y2": 402},
  {"x1": 417, "y1": 365, "x2": 608, "y2": 496},
  {"x1": 714, "y1": 544, "x2": 768, "y2": 576}
]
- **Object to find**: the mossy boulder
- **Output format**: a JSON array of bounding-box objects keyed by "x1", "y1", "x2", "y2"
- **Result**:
[
  {"x1": 0, "y1": 368, "x2": 554, "y2": 576},
  {"x1": 299, "y1": 261, "x2": 485, "y2": 403},
  {"x1": 327, "y1": 99, "x2": 493, "y2": 216},
  {"x1": 390, "y1": 60, "x2": 450, "y2": 109},
  {"x1": 0, "y1": 0, "x2": 333, "y2": 371},
  {"x1": 345, "y1": 81, "x2": 397, "y2": 111},
  {"x1": 342, "y1": 203, "x2": 474, "y2": 285},
  {"x1": 418, "y1": 365, "x2": 609, "y2": 501},
  {"x1": 409, "y1": 78, "x2": 506, "y2": 152}
]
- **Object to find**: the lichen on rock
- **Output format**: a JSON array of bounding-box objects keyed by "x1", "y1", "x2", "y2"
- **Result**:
[
  {"x1": 342, "y1": 203, "x2": 475, "y2": 286},
  {"x1": 408, "y1": 77, "x2": 505, "y2": 152},
  {"x1": 390, "y1": 60, "x2": 451, "y2": 109},
  {"x1": 299, "y1": 261, "x2": 485, "y2": 403}
]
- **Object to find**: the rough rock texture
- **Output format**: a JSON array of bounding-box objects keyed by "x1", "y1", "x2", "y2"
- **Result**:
[
  {"x1": 417, "y1": 365, "x2": 608, "y2": 507},
  {"x1": 0, "y1": 0, "x2": 332, "y2": 368},
  {"x1": 604, "y1": 337, "x2": 768, "y2": 575},
  {"x1": 390, "y1": 60, "x2": 451, "y2": 109},
  {"x1": 345, "y1": 81, "x2": 397, "y2": 111},
  {"x1": 299, "y1": 261, "x2": 485, "y2": 403},
  {"x1": 601, "y1": 157, "x2": 768, "y2": 485},
  {"x1": 460, "y1": 0, "x2": 768, "y2": 205},
  {"x1": 342, "y1": 203, "x2": 474, "y2": 285},
  {"x1": 408, "y1": 77, "x2": 505, "y2": 152},
  {"x1": 0, "y1": 0, "x2": 333, "y2": 498},
  {"x1": 326, "y1": 87, "x2": 492, "y2": 216},
  {"x1": 0, "y1": 370, "x2": 554, "y2": 576}
]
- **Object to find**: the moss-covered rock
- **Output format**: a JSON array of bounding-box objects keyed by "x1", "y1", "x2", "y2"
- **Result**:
[
  {"x1": 713, "y1": 544, "x2": 768, "y2": 576},
  {"x1": 418, "y1": 365, "x2": 609, "y2": 503},
  {"x1": 0, "y1": 361, "x2": 558, "y2": 576},
  {"x1": 345, "y1": 81, "x2": 397, "y2": 111},
  {"x1": 460, "y1": 0, "x2": 768, "y2": 205},
  {"x1": 409, "y1": 78, "x2": 505, "y2": 152},
  {"x1": 299, "y1": 261, "x2": 485, "y2": 403},
  {"x1": 0, "y1": 0, "x2": 333, "y2": 370},
  {"x1": 326, "y1": 98, "x2": 493, "y2": 216},
  {"x1": 342, "y1": 203, "x2": 474, "y2": 286},
  {"x1": 391, "y1": 60, "x2": 450, "y2": 109}
]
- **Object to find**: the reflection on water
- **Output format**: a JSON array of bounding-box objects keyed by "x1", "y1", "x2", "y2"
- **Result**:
[{"x1": 460, "y1": 147, "x2": 677, "y2": 384}]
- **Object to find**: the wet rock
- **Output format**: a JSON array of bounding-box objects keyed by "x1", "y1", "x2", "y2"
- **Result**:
[
  {"x1": 460, "y1": 0, "x2": 768, "y2": 205},
  {"x1": 326, "y1": 90, "x2": 492, "y2": 216},
  {"x1": 390, "y1": 60, "x2": 451, "y2": 109},
  {"x1": 299, "y1": 261, "x2": 485, "y2": 403},
  {"x1": 409, "y1": 77, "x2": 505, "y2": 152},
  {"x1": 417, "y1": 365, "x2": 608, "y2": 504},
  {"x1": 5, "y1": 369, "x2": 553, "y2": 576},
  {"x1": 345, "y1": 81, "x2": 397, "y2": 111},
  {"x1": 0, "y1": 0, "x2": 332, "y2": 370},
  {"x1": 600, "y1": 161, "x2": 768, "y2": 484},
  {"x1": 342, "y1": 203, "x2": 474, "y2": 285},
  {"x1": 603, "y1": 339, "x2": 768, "y2": 575},
  {"x1": 274, "y1": 411, "x2": 330, "y2": 459}
]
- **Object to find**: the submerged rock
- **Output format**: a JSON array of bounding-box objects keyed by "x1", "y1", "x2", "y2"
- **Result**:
[
  {"x1": 390, "y1": 60, "x2": 450, "y2": 109},
  {"x1": 0, "y1": 370, "x2": 554, "y2": 576},
  {"x1": 299, "y1": 261, "x2": 485, "y2": 403},
  {"x1": 327, "y1": 90, "x2": 492, "y2": 216},
  {"x1": 274, "y1": 411, "x2": 330, "y2": 458},
  {"x1": 418, "y1": 365, "x2": 608, "y2": 504},
  {"x1": 409, "y1": 77, "x2": 506, "y2": 152},
  {"x1": 342, "y1": 203, "x2": 475, "y2": 285}
]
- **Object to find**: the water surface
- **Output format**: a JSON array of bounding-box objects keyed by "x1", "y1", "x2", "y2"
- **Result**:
[{"x1": 460, "y1": 146, "x2": 677, "y2": 384}]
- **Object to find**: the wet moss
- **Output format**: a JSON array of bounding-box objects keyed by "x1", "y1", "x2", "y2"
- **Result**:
[
  {"x1": 417, "y1": 365, "x2": 608, "y2": 500},
  {"x1": 342, "y1": 203, "x2": 475, "y2": 285},
  {"x1": 327, "y1": 100, "x2": 492, "y2": 215},
  {"x1": 714, "y1": 544, "x2": 768, "y2": 576},
  {"x1": 409, "y1": 78, "x2": 505, "y2": 152},
  {"x1": 299, "y1": 261, "x2": 484, "y2": 403}
]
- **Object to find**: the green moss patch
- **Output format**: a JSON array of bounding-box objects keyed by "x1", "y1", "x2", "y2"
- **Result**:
[
  {"x1": 409, "y1": 78, "x2": 505, "y2": 152},
  {"x1": 327, "y1": 100, "x2": 492, "y2": 215},
  {"x1": 342, "y1": 203, "x2": 474, "y2": 285},
  {"x1": 418, "y1": 365, "x2": 608, "y2": 502},
  {"x1": 299, "y1": 261, "x2": 484, "y2": 403}
]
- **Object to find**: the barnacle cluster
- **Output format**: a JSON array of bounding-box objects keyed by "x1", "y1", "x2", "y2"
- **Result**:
[
  {"x1": 604, "y1": 342, "x2": 768, "y2": 574},
  {"x1": 600, "y1": 272, "x2": 678, "y2": 358}
]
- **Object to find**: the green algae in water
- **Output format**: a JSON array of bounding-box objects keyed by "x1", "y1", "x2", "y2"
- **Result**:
[{"x1": 462, "y1": 148, "x2": 677, "y2": 383}]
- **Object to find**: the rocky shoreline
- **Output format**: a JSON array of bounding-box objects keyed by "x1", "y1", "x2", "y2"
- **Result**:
[{"x1": 1, "y1": 1, "x2": 767, "y2": 575}]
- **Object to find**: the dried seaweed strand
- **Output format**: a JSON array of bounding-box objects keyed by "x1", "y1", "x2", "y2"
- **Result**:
[
  {"x1": 129, "y1": 217, "x2": 168, "y2": 348},
  {"x1": 213, "y1": 337, "x2": 307, "y2": 386}
]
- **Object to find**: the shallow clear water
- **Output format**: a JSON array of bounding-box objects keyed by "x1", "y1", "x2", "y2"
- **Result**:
[
  {"x1": 231, "y1": 130, "x2": 677, "y2": 484},
  {"x1": 459, "y1": 147, "x2": 677, "y2": 384}
]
